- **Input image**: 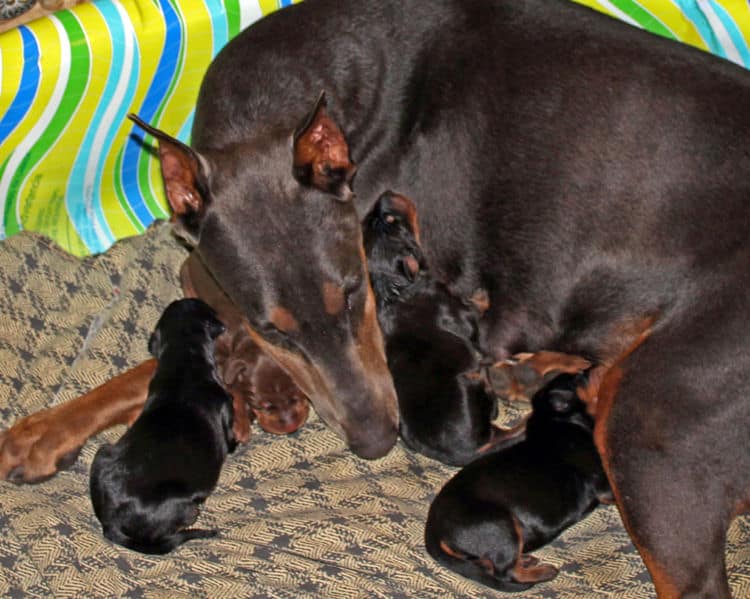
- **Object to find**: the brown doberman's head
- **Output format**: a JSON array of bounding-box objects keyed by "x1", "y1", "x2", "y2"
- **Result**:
[{"x1": 128, "y1": 94, "x2": 399, "y2": 459}]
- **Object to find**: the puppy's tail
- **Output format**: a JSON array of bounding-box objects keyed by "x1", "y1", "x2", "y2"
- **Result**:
[
  {"x1": 424, "y1": 508, "x2": 533, "y2": 593},
  {"x1": 107, "y1": 527, "x2": 218, "y2": 555}
]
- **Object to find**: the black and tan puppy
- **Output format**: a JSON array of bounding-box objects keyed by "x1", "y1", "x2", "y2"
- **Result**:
[
  {"x1": 362, "y1": 192, "x2": 511, "y2": 466},
  {"x1": 90, "y1": 299, "x2": 235, "y2": 554},
  {"x1": 424, "y1": 371, "x2": 611, "y2": 592}
]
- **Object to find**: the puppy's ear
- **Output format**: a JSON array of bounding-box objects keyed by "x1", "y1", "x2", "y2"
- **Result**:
[
  {"x1": 292, "y1": 92, "x2": 356, "y2": 201},
  {"x1": 377, "y1": 191, "x2": 421, "y2": 243},
  {"x1": 547, "y1": 388, "x2": 575, "y2": 413},
  {"x1": 128, "y1": 114, "x2": 210, "y2": 246},
  {"x1": 206, "y1": 316, "x2": 226, "y2": 340},
  {"x1": 147, "y1": 328, "x2": 162, "y2": 357}
]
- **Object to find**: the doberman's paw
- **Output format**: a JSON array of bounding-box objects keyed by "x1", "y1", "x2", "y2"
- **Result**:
[{"x1": 0, "y1": 409, "x2": 83, "y2": 484}]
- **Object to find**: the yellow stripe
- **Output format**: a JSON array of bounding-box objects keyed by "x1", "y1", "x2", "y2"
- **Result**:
[
  {"x1": 643, "y1": 1, "x2": 707, "y2": 50},
  {"x1": 0, "y1": 19, "x2": 61, "y2": 163},
  {"x1": 575, "y1": 0, "x2": 620, "y2": 19},
  {"x1": 719, "y1": 0, "x2": 750, "y2": 48},
  {"x1": 258, "y1": 0, "x2": 279, "y2": 16}
]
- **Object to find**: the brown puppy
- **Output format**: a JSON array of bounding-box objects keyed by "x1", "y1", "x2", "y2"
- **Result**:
[{"x1": 181, "y1": 256, "x2": 310, "y2": 438}]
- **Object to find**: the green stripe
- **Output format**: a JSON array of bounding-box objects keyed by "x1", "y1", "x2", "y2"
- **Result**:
[
  {"x1": 225, "y1": 0, "x2": 241, "y2": 38},
  {"x1": 1, "y1": 156, "x2": 14, "y2": 233},
  {"x1": 114, "y1": 146, "x2": 144, "y2": 232},
  {"x1": 609, "y1": 0, "x2": 676, "y2": 40},
  {"x1": 5, "y1": 11, "x2": 91, "y2": 237}
]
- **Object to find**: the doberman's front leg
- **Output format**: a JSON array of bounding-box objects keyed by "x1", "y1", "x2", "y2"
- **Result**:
[
  {"x1": 595, "y1": 342, "x2": 744, "y2": 599},
  {"x1": 0, "y1": 359, "x2": 156, "y2": 484}
]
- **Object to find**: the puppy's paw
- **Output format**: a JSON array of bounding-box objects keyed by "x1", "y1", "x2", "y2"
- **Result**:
[
  {"x1": 230, "y1": 393, "x2": 253, "y2": 445},
  {"x1": 511, "y1": 553, "x2": 558, "y2": 584}
]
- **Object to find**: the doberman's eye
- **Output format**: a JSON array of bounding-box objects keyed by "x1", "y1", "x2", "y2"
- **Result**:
[{"x1": 259, "y1": 322, "x2": 297, "y2": 349}]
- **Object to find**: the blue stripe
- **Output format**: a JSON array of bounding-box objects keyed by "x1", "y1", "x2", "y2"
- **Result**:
[
  {"x1": 0, "y1": 27, "x2": 41, "y2": 146},
  {"x1": 91, "y1": 3, "x2": 143, "y2": 243},
  {"x1": 177, "y1": 110, "x2": 195, "y2": 144},
  {"x1": 707, "y1": 1, "x2": 750, "y2": 68},
  {"x1": 280, "y1": 0, "x2": 293, "y2": 7},
  {"x1": 173, "y1": 0, "x2": 225, "y2": 150},
  {"x1": 205, "y1": 0, "x2": 229, "y2": 61},
  {"x1": 675, "y1": 0, "x2": 725, "y2": 58},
  {"x1": 122, "y1": 0, "x2": 183, "y2": 228},
  {"x1": 67, "y1": 2, "x2": 126, "y2": 252}
]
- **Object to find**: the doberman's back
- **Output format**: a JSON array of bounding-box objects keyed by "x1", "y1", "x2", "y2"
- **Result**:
[{"x1": 195, "y1": 0, "x2": 750, "y2": 361}]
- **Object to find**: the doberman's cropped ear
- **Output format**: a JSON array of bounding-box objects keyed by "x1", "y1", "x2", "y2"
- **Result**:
[
  {"x1": 292, "y1": 92, "x2": 357, "y2": 201},
  {"x1": 128, "y1": 114, "x2": 210, "y2": 246}
]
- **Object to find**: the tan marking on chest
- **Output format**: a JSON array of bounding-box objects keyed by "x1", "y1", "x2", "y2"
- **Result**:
[
  {"x1": 322, "y1": 281, "x2": 345, "y2": 315},
  {"x1": 269, "y1": 306, "x2": 299, "y2": 333}
]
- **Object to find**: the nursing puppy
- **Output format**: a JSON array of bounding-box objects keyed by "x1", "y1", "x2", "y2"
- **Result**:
[
  {"x1": 363, "y1": 192, "x2": 510, "y2": 466},
  {"x1": 90, "y1": 299, "x2": 235, "y2": 554},
  {"x1": 424, "y1": 371, "x2": 611, "y2": 592}
]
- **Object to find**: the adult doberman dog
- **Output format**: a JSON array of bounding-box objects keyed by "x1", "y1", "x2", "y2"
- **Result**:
[{"x1": 1, "y1": 0, "x2": 749, "y2": 595}]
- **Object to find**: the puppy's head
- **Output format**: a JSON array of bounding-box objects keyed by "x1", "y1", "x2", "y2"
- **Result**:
[
  {"x1": 90, "y1": 445, "x2": 217, "y2": 555},
  {"x1": 250, "y1": 356, "x2": 310, "y2": 434},
  {"x1": 148, "y1": 298, "x2": 226, "y2": 358},
  {"x1": 362, "y1": 191, "x2": 427, "y2": 304},
  {"x1": 530, "y1": 371, "x2": 593, "y2": 432}
]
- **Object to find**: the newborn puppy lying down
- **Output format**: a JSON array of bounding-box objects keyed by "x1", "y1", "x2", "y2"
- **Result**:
[
  {"x1": 362, "y1": 191, "x2": 513, "y2": 466},
  {"x1": 90, "y1": 299, "x2": 236, "y2": 554},
  {"x1": 424, "y1": 371, "x2": 612, "y2": 592}
]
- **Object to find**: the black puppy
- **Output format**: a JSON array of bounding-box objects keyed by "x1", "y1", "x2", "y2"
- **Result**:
[
  {"x1": 90, "y1": 298, "x2": 236, "y2": 554},
  {"x1": 424, "y1": 371, "x2": 611, "y2": 592},
  {"x1": 363, "y1": 191, "x2": 510, "y2": 466}
]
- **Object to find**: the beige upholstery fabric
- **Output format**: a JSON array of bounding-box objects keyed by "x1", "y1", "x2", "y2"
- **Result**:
[{"x1": 0, "y1": 223, "x2": 748, "y2": 598}]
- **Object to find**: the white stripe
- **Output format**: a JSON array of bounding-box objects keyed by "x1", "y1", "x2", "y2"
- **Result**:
[
  {"x1": 589, "y1": 0, "x2": 641, "y2": 28},
  {"x1": 698, "y1": 0, "x2": 743, "y2": 65},
  {"x1": 0, "y1": 20, "x2": 71, "y2": 237},
  {"x1": 239, "y1": 0, "x2": 263, "y2": 32},
  {"x1": 83, "y1": 1, "x2": 135, "y2": 245}
]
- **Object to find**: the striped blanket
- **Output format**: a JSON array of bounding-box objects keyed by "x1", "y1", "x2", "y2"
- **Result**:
[{"x1": 1, "y1": 0, "x2": 749, "y2": 255}]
